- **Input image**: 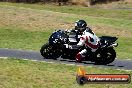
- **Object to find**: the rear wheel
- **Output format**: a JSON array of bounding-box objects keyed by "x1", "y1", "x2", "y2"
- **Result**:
[
  {"x1": 40, "y1": 43, "x2": 62, "y2": 59},
  {"x1": 95, "y1": 48, "x2": 116, "y2": 65}
]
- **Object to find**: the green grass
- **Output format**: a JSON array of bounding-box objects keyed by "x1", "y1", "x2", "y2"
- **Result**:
[
  {"x1": 0, "y1": 27, "x2": 51, "y2": 50},
  {"x1": 116, "y1": 37, "x2": 132, "y2": 59},
  {"x1": 0, "y1": 58, "x2": 132, "y2": 88}
]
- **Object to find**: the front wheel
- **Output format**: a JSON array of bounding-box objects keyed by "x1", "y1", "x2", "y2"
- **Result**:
[
  {"x1": 94, "y1": 48, "x2": 116, "y2": 65},
  {"x1": 40, "y1": 43, "x2": 62, "y2": 59}
]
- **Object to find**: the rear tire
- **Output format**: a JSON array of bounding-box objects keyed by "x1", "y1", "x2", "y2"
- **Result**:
[{"x1": 95, "y1": 48, "x2": 116, "y2": 65}]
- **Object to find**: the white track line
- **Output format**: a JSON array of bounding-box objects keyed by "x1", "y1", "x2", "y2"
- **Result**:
[
  {"x1": 0, "y1": 57, "x2": 132, "y2": 71},
  {"x1": 0, "y1": 57, "x2": 8, "y2": 59}
]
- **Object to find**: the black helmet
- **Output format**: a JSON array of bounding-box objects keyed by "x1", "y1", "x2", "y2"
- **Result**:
[{"x1": 75, "y1": 20, "x2": 87, "y2": 32}]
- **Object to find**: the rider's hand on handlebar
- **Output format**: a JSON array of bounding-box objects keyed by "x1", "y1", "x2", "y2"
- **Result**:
[
  {"x1": 64, "y1": 44, "x2": 72, "y2": 49},
  {"x1": 64, "y1": 44, "x2": 69, "y2": 48}
]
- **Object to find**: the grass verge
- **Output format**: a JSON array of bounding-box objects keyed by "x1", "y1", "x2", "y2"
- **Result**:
[
  {"x1": 0, "y1": 58, "x2": 132, "y2": 88},
  {"x1": 0, "y1": 27, "x2": 51, "y2": 50},
  {"x1": 0, "y1": 2, "x2": 132, "y2": 20}
]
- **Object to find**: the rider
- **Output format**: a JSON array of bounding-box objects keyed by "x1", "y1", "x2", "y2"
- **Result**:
[{"x1": 66, "y1": 20, "x2": 100, "y2": 62}]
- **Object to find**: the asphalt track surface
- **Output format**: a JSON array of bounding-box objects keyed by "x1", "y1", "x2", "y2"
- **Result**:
[{"x1": 0, "y1": 48, "x2": 132, "y2": 70}]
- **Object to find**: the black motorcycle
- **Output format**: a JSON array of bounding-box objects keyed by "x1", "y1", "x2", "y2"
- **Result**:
[{"x1": 40, "y1": 30, "x2": 118, "y2": 65}]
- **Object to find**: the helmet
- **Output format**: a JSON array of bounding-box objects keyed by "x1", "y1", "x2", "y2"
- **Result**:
[{"x1": 75, "y1": 20, "x2": 87, "y2": 32}]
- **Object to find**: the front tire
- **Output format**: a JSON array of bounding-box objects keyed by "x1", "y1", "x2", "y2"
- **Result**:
[{"x1": 40, "y1": 43, "x2": 61, "y2": 59}]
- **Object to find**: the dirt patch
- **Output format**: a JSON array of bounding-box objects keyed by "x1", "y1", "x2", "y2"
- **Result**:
[
  {"x1": 0, "y1": 6, "x2": 131, "y2": 38},
  {"x1": 92, "y1": 25, "x2": 132, "y2": 37},
  {"x1": 125, "y1": 0, "x2": 132, "y2": 3},
  {"x1": 90, "y1": 0, "x2": 132, "y2": 9},
  {"x1": 0, "y1": 6, "x2": 74, "y2": 31}
]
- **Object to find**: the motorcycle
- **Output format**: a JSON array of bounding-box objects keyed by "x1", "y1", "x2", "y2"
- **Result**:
[{"x1": 40, "y1": 30, "x2": 118, "y2": 65}]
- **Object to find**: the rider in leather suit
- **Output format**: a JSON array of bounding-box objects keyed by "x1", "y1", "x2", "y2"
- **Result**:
[{"x1": 66, "y1": 20, "x2": 100, "y2": 62}]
